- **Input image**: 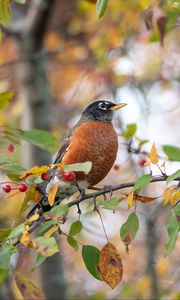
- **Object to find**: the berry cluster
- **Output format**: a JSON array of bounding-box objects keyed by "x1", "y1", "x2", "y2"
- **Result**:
[
  {"x1": 41, "y1": 171, "x2": 76, "y2": 183},
  {"x1": 3, "y1": 171, "x2": 76, "y2": 194},
  {"x1": 3, "y1": 183, "x2": 28, "y2": 193}
]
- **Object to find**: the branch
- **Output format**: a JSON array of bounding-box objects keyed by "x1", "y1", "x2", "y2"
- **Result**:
[
  {"x1": 68, "y1": 175, "x2": 180, "y2": 208},
  {"x1": 1, "y1": 175, "x2": 179, "y2": 249}
]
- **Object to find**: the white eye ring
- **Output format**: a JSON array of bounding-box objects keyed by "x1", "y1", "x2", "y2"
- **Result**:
[{"x1": 98, "y1": 102, "x2": 107, "y2": 110}]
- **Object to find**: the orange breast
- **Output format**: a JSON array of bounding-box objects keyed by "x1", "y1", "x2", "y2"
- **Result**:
[{"x1": 62, "y1": 121, "x2": 118, "y2": 187}]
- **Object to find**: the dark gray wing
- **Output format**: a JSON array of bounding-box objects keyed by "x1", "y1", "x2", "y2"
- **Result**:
[{"x1": 53, "y1": 128, "x2": 73, "y2": 164}]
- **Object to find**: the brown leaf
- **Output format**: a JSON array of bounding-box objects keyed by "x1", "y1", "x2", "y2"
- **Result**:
[
  {"x1": 143, "y1": 8, "x2": 153, "y2": 30},
  {"x1": 149, "y1": 142, "x2": 158, "y2": 164},
  {"x1": 98, "y1": 242, "x2": 123, "y2": 289},
  {"x1": 157, "y1": 16, "x2": 167, "y2": 46},
  {"x1": 134, "y1": 194, "x2": 156, "y2": 204},
  {"x1": 48, "y1": 184, "x2": 58, "y2": 206},
  {"x1": 15, "y1": 272, "x2": 45, "y2": 300}
]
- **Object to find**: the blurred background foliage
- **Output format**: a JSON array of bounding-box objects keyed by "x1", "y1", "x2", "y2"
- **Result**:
[{"x1": 0, "y1": 0, "x2": 180, "y2": 299}]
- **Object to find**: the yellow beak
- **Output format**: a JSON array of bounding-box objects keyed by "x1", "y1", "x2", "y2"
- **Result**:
[{"x1": 111, "y1": 103, "x2": 127, "y2": 110}]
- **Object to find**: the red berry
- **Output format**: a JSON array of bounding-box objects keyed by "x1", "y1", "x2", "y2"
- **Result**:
[
  {"x1": 7, "y1": 144, "x2": 15, "y2": 152},
  {"x1": 113, "y1": 164, "x2": 120, "y2": 171},
  {"x1": 63, "y1": 172, "x2": 76, "y2": 182},
  {"x1": 138, "y1": 158, "x2": 147, "y2": 167},
  {"x1": 19, "y1": 184, "x2": 28, "y2": 192},
  {"x1": 41, "y1": 173, "x2": 49, "y2": 181},
  {"x1": 3, "y1": 184, "x2": 11, "y2": 193}
]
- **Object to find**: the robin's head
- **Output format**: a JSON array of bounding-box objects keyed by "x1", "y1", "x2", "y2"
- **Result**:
[{"x1": 82, "y1": 100, "x2": 127, "y2": 122}]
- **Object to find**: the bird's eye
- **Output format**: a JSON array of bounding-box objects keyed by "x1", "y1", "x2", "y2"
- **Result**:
[{"x1": 98, "y1": 102, "x2": 107, "y2": 110}]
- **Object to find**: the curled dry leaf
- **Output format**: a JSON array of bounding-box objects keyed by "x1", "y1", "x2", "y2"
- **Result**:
[
  {"x1": 134, "y1": 194, "x2": 156, "y2": 204},
  {"x1": 15, "y1": 272, "x2": 45, "y2": 300},
  {"x1": 98, "y1": 242, "x2": 123, "y2": 289}
]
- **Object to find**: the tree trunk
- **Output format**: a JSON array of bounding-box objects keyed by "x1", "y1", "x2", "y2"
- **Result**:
[{"x1": 13, "y1": 1, "x2": 67, "y2": 299}]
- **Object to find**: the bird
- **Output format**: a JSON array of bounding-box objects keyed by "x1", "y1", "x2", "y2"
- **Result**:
[{"x1": 27, "y1": 100, "x2": 127, "y2": 217}]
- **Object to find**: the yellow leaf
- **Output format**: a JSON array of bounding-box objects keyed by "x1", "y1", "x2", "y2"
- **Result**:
[
  {"x1": 98, "y1": 242, "x2": 123, "y2": 289},
  {"x1": 27, "y1": 213, "x2": 40, "y2": 223},
  {"x1": 149, "y1": 143, "x2": 158, "y2": 164},
  {"x1": 127, "y1": 193, "x2": 134, "y2": 207},
  {"x1": 163, "y1": 187, "x2": 171, "y2": 205},
  {"x1": 51, "y1": 163, "x2": 63, "y2": 169},
  {"x1": 44, "y1": 225, "x2": 58, "y2": 239},
  {"x1": 169, "y1": 188, "x2": 180, "y2": 205},
  {"x1": 163, "y1": 187, "x2": 180, "y2": 205},
  {"x1": 20, "y1": 231, "x2": 30, "y2": 246},
  {"x1": 48, "y1": 184, "x2": 58, "y2": 206},
  {"x1": 20, "y1": 165, "x2": 50, "y2": 180}
]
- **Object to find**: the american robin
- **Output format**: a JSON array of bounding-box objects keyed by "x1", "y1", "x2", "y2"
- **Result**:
[{"x1": 27, "y1": 100, "x2": 126, "y2": 217}]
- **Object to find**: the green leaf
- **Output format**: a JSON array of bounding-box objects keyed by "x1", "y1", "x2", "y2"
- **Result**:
[
  {"x1": 166, "y1": 170, "x2": 180, "y2": 185},
  {"x1": 163, "y1": 145, "x2": 180, "y2": 161},
  {"x1": 0, "y1": 228, "x2": 12, "y2": 243},
  {"x1": 69, "y1": 221, "x2": 82, "y2": 236},
  {"x1": 99, "y1": 198, "x2": 122, "y2": 210},
  {"x1": 122, "y1": 124, "x2": 137, "y2": 139},
  {"x1": 173, "y1": 205, "x2": 180, "y2": 217},
  {"x1": 164, "y1": 215, "x2": 179, "y2": 256},
  {"x1": 7, "y1": 224, "x2": 25, "y2": 240},
  {"x1": 34, "y1": 237, "x2": 59, "y2": 257},
  {"x1": 120, "y1": 213, "x2": 139, "y2": 243},
  {"x1": 96, "y1": 0, "x2": 108, "y2": 18},
  {"x1": 64, "y1": 161, "x2": 92, "y2": 175},
  {"x1": 0, "y1": 92, "x2": 13, "y2": 110},
  {"x1": 6, "y1": 173, "x2": 20, "y2": 181},
  {"x1": 0, "y1": 156, "x2": 25, "y2": 172},
  {"x1": 0, "y1": 1, "x2": 12, "y2": 26},
  {"x1": 67, "y1": 236, "x2": 79, "y2": 251},
  {"x1": 0, "y1": 244, "x2": 16, "y2": 284},
  {"x1": 17, "y1": 129, "x2": 59, "y2": 154},
  {"x1": 82, "y1": 245, "x2": 102, "y2": 280},
  {"x1": 37, "y1": 220, "x2": 58, "y2": 235},
  {"x1": 16, "y1": 185, "x2": 36, "y2": 220},
  {"x1": 133, "y1": 174, "x2": 152, "y2": 192},
  {"x1": 45, "y1": 204, "x2": 68, "y2": 217},
  {"x1": 137, "y1": 138, "x2": 149, "y2": 147}
]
